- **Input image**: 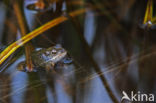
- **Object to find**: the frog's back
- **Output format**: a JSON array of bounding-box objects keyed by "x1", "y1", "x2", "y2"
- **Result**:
[{"x1": 31, "y1": 48, "x2": 48, "y2": 68}]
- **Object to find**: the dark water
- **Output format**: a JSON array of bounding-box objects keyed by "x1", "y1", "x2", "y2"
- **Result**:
[{"x1": 0, "y1": 0, "x2": 156, "y2": 103}]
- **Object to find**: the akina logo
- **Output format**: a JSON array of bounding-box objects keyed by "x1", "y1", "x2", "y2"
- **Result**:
[{"x1": 121, "y1": 91, "x2": 155, "y2": 102}]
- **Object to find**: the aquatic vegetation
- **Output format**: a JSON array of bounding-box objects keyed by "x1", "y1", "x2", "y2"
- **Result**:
[{"x1": 0, "y1": 0, "x2": 155, "y2": 103}]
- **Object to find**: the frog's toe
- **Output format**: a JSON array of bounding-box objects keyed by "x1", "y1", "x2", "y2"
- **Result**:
[
  {"x1": 17, "y1": 61, "x2": 27, "y2": 72},
  {"x1": 17, "y1": 61, "x2": 37, "y2": 72},
  {"x1": 45, "y1": 63, "x2": 54, "y2": 72},
  {"x1": 51, "y1": 62, "x2": 55, "y2": 67}
]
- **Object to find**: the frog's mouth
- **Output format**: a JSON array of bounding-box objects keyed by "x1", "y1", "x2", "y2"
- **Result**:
[{"x1": 50, "y1": 51, "x2": 67, "y2": 63}]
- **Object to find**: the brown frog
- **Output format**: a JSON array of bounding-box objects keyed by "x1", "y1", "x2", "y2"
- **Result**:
[
  {"x1": 17, "y1": 44, "x2": 70, "y2": 72},
  {"x1": 26, "y1": 0, "x2": 58, "y2": 11}
]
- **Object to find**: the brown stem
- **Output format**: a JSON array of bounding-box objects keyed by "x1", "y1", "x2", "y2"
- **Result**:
[{"x1": 13, "y1": 1, "x2": 34, "y2": 72}]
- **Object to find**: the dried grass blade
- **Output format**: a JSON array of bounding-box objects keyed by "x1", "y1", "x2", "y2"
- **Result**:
[
  {"x1": 0, "y1": 8, "x2": 87, "y2": 65},
  {"x1": 143, "y1": 0, "x2": 153, "y2": 24}
]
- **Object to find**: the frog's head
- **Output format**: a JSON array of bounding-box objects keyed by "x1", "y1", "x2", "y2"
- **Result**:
[{"x1": 43, "y1": 44, "x2": 67, "y2": 63}]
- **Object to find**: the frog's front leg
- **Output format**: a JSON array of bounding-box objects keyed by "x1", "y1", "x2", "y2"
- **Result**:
[
  {"x1": 17, "y1": 61, "x2": 26, "y2": 71},
  {"x1": 45, "y1": 62, "x2": 55, "y2": 71},
  {"x1": 17, "y1": 61, "x2": 36, "y2": 72}
]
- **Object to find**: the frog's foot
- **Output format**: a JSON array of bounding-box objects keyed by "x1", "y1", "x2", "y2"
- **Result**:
[
  {"x1": 61, "y1": 57, "x2": 73, "y2": 64},
  {"x1": 45, "y1": 62, "x2": 55, "y2": 72},
  {"x1": 17, "y1": 61, "x2": 37, "y2": 72},
  {"x1": 17, "y1": 61, "x2": 27, "y2": 72},
  {"x1": 54, "y1": 57, "x2": 73, "y2": 71},
  {"x1": 55, "y1": 56, "x2": 73, "y2": 67}
]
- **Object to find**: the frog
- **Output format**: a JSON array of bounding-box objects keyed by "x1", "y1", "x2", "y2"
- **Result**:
[
  {"x1": 26, "y1": 0, "x2": 56, "y2": 12},
  {"x1": 17, "y1": 44, "x2": 72, "y2": 72}
]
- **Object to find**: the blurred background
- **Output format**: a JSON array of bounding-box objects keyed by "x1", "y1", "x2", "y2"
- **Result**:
[{"x1": 0, "y1": 0, "x2": 156, "y2": 103}]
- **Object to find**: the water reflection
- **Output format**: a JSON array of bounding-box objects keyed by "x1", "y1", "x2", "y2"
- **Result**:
[
  {"x1": 11, "y1": 72, "x2": 28, "y2": 103},
  {"x1": 0, "y1": 0, "x2": 156, "y2": 103}
]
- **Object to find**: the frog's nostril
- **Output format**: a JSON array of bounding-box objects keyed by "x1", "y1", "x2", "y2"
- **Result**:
[{"x1": 45, "y1": 51, "x2": 50, "y2": 55}]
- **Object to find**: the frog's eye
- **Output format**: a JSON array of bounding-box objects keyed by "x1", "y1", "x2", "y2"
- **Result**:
[{"x1": 51, "y1": 49, "x2": 57, "y2": 54}]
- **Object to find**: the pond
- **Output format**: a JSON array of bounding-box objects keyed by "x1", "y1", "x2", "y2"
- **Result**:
[{"x1": 0, "y1": 0, "x2": 156, "y2": 103}]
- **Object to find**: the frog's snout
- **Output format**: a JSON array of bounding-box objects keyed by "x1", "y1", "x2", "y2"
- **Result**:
[
  {"x1": 55, "y1": 44, "x2": 62, "y2": 48},
  {"x1": 60, "y1": 48, "x2": 66, "y2": 53}
]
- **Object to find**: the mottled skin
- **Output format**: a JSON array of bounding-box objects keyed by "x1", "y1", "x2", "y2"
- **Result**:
[{"x1": 18, "y1": 45, "x2": 67, "y2": 71}]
